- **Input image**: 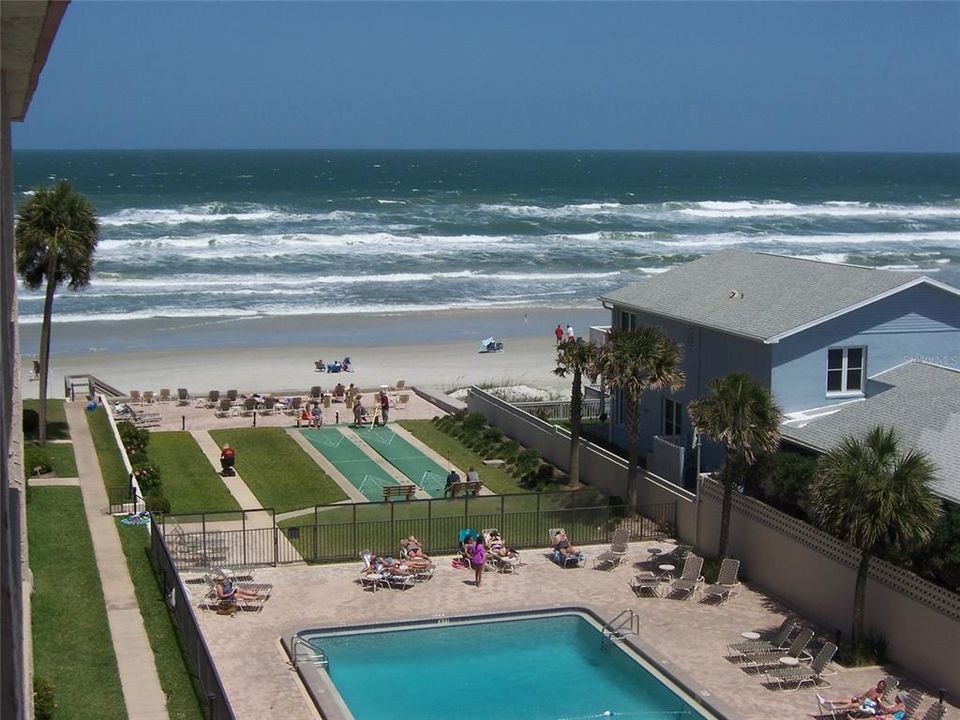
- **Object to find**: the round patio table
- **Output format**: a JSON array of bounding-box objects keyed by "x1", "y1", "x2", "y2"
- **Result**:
[
  {"x1": 741, "y1": 631, "x2": 761, "y2": 641},
  {"x1": 778, "y1": 656, "x2": 799, "y2": 667},
  {"x1": 658, "y1": 564, "x2": 675, "y2": 580}
]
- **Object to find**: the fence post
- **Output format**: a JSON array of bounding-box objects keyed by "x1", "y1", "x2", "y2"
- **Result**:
[
  {"x1": 536, "y1": 492, "x2": 542, "y2": 542},
  {"x1": 273, "y1": 509, "x2": 279, "y2": 566},
  {"x1": 202, "y1": 512, "x2": 207, "y2": 560},
  {"x1": 464, "y1": 493, "x2": 469, "y2": 525},
  {"x1": 427, "y1": 498, "x2": 432, "y2": 552},
  {"x1": 352, "y1": 504, "x2": 357, "y2": 559},
  {"x1": 500, "y1": 495, "x2": 505, "y2": 534},
  {"x1": 242, "y1": 511, "x2": 247, "y2": 567},
  {"x1": 313, "y1": 505, "x2": 319, "y2": 563}
]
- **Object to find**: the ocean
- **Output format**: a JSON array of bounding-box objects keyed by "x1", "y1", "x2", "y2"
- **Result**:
[{"x1": 13, "y1": 149, "x2": 960, "y2": 330}]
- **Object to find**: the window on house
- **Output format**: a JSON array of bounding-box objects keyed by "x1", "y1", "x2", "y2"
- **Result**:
[
  {"x1": 663, "y1": 398, "x2": 682, "y2": 436},
  {"x1": 620, "y1": 310, "x2": 636, "y2": 331},
  {"x1": 826, "y1": 347, "x2": 865, "y2": 394}
]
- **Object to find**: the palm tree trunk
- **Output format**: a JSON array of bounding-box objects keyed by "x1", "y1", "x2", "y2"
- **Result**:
[
  {"x1": 568, "y1": 367, "x2": 583, "y2": 484},
  {"x1": 717, "y1": 449, "x2": 736, "y2": 558},
  {"x1": 852, "y1": 550, "x2": 871, "y2": 649},
  {"x1": 625, "y1": 390, "x2": 640, "y2": 512},
  {"x1": 37, "y1": 253, "x2": 58, "y2": 446}
]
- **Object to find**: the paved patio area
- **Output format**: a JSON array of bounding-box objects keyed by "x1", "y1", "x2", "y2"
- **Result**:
[{"x1": 184, "y1": 540, "x2": 955, "y2": 720}]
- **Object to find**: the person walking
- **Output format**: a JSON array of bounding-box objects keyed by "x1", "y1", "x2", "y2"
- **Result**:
[
  {"x1": 566, "y1": 324, "x2": 575, "y2": 342},
  {"x1": 554, "y1": 324, "x2": 564, "y2": 346}
]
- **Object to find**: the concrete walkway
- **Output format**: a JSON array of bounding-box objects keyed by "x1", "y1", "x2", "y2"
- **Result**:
[
  {"x1": 64, "y1": 402, "x2": 169, "y2": 720},
  {"x1": 189, "y1": 430, "x2": 264, "y2": 516}
]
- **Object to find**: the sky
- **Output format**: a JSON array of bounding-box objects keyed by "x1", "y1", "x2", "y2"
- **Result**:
[{"x1": 13, "y1": 1, "x2": 960, "y2": 152}]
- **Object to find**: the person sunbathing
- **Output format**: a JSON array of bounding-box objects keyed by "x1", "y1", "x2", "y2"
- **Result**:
[
  {"x1": 554, "y1": 530, "x2": 581, "y2": 556},
  {"x1": 401, "y1": 535, "x2": 431, "y2": 561},
  {"x1": 827, "y1": 679, "x2": 888, "y2": 715},
  {"x1": 366, "y1": 554, "x2": 415, "y2": 575},
  {"x1": 215, "y1": 577, "x2": 259, "y2": 602},
  {"x1": 486, "y1": 531, "x2": 517, "y2": 558},
  {"x1": 875, "y1": 693, "x2": 908, "y2": 720}
]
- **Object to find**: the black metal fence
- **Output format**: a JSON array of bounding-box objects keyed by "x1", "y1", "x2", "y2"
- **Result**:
[
  {"x1": 156, "y1": 491, "x2": 677, "y2": 568},
  {"x1": 107, "y1": 480, "x2": 140, "y2": 515},
  {"x1": 150, "y1": 526, "x2": 235, "y2": 720}
]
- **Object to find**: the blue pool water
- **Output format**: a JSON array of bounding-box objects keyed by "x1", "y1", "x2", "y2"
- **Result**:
[{"x1": 302, "y1": 614, "x2": 706, "y2": 720}]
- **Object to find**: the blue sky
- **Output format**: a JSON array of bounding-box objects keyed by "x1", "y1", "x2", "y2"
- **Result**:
[{"x1": 14, "y1": 1, "x2": 960, "y2": 152}]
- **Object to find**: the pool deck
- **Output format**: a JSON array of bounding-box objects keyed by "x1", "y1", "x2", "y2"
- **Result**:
[{"x1": 186, "y1": 542, "x2": 958, "y2": 719}]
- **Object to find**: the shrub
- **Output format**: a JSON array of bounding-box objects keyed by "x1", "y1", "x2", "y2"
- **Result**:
[
  {"x1": 34, "y1": 676, "x2": 56, "y2": 720},
  {"x1": 145, "y1": 492, "x2": 171, "y2": 514},
  {"x1": 462, "y1": 413, "x2": 486, "y2": 432},
  {"x1": 117, "y1": 421, "x2": 150, "y2": 456},
  {"x1": 132, "y1": 462, "x2": 162, "y2": 493},
  {"x1": 836, "y1": 633, "x2": 887, "y2": 667}
]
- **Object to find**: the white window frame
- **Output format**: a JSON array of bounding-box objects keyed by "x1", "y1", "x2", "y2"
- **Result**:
[
  {"x1": 663, "y1": 398, "x2": 682, "y2": 436},
  {"x1": 826, "y1": 346, "x2": 866, "y2": 396}
]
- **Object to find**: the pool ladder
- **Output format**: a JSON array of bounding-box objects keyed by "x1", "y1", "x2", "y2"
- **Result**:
[
  {"x1": 292, "y1": 637, "x2": 329, "y2": 671},
  {"x1": 601, "y1": 609, "x2": 640, "y2": 650}
]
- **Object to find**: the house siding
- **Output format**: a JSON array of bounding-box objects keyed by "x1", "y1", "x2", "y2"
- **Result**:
[
  {"x1": 771, "y1": 284, "x2": 960, "y2": 412},
  {"x1": 607, "y1": 308, "x2": 772, "y2": 462}
]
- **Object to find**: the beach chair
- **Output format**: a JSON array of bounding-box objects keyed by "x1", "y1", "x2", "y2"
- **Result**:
[
  {"x1": 727, "y1": 617, "x2": 796, "y2": 656},
  {"x1": 142, "y1": 390, "x2": 155, "y2": 404},
  {"x1": 226, "y1": 389, "x2": 239, "y2": 403},
  {"x1": 629, "y1": 570, "x2": 667, "y2": 597},
  {"x1": 391, "y1": 379, "x2": 406, "y2": 399},
  {"x1": 215, "y1": 397, "x2": 235, "y2": 418},
  {"x1": 766, "y1": 642, "x2": 836, "y2": 691},
  {"x1": 739, "y1": 627, "x2": 814, "y2": 669},
  {"x1": 205, "y1": 390, "x2": 220, "y2": 408},
  {"x1": 395, "y1": 392, "x2": 410, "y2": 410},
  {"x1": 129, "y1": 390, "x2": 142, "y2": 405},
  {"x1": 482, "y1": 529, "x2": 520, "y2": 573},
  {"x1": 286, "y1": 396, "x2": 303, "y2": 416},
  {"x1": 262, "y1": 397, "x2": 278, "y2": 415},
  {"x1": 548, "y1": 528, "x2": 585, "y2": 568},
  {"x1": 700, "y1": 558, "x2": 741, "y2": 604},
  {"x1": 310, "y1": 386, "x2": 323, "y2": 400},
  {"x1": 917, "y1": 699, "x2": 946, "y2": 720},
  {"x1": 158, "y1": 388, "x2": 172, "y2": 403},
  {"x1": 815, "y1": 692, "x2": 848, "y2": 719},
  {"x1": 177, "y1": 388, "x2": 190, "y2": 405},
  {"x1": 664, "y1": 554, "x2": 704, "y2": 600},
  {"x1": 593, "y1": 527, "x2": 630, "y2": 570},
  {"x1": 240, "y1": 397, "x2": 257, "y2": 416}
]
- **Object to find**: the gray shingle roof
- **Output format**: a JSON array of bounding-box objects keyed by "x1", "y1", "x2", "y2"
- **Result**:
[
  {"x1": 600, "y1": 250, "x2": 928, "y2": 342},
  {"x1": 781, "y1": 361, "x2": 960, "y2": 505}
]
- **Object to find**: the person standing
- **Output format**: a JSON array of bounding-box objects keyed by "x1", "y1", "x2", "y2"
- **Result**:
[
  {"x1": 554, "y1": 324, "x2": 564, "y2": 346},
  {"x1": 353, "y1": 394, "x2": 364, "y2": 426},
  {"x1": 469, "y1": 535, "x2": 486, "y2": 588},
  {"x1": 566, "y1": 324, "x2": 575, "y2": 342},
  {"x1": 378, "y1": 390, "x2": 390, "y2": 425}
]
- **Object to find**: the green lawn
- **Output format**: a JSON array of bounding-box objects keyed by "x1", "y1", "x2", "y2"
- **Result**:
[
  {"x1": 23, "y1": 398, "x2": 70, "y2": 441},
  {"x1": 398, "y1": 419, "x2": 525, "y2": 494},
  {"x1": 86, "y1": 406, "x2": 130, "y2": 490},
  {"x1": 148, "y1": 432, "x2": 240, "y2": 514},
  {"x1": 210, "y1": 427, "x2": 347, "y2": 513},
  {"x1": 116, "y1": 521, "x2": 205, "y2": 720},
  {"x1": 28, "y1": 487, "x2": 127, "y2": 720},
  {"x1": 23, "y1": 441, "x2": 78, "y2": 479}
]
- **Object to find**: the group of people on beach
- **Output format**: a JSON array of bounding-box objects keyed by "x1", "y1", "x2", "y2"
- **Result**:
[{"x1": 554, "y1": 323, "x2": 575, "y2": 345}]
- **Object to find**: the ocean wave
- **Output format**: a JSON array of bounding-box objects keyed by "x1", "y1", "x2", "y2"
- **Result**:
[{"x1": 99, "y1": 204, "x2": 357, "y2": 227}]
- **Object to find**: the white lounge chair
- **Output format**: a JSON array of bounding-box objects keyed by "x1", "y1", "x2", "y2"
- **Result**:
[
  {"x1": 593, "y1": 527, "x2": 629, "y2": 570},
  {"x1": 766, "y1": 642, "x2": 836, "y2": 691},
  {"x1": 700, "y1": 558, "x2": 741, "y2": 603},
  {"x1": 665, "y1": 554, "x2": 704, "y2": 599}
]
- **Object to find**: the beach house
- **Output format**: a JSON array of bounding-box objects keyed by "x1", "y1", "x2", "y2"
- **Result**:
[{"x1": 596, "y1": 250, "x2": 960, "y2": 497}]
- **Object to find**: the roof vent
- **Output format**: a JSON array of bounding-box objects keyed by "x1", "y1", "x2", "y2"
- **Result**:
[{"x1": 728, "y1": 290, "x2": 744, "y2": 299}]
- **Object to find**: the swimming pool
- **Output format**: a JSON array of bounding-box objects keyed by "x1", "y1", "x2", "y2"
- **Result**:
[{"x1": 284, "y1": 609, "x2": 726, "y2": 720}]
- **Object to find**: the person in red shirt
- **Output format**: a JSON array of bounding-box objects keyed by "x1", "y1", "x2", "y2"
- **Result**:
[
  {"x1": 554, "y1": 324, "x2": 564, "y2": 346},
  {"x1": 220, "y1": 444, "x2": 236, "y2": 477}
]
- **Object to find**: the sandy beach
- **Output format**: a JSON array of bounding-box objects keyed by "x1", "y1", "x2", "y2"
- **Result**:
[{"x1": 20, "y1": 307, "x2": 609, "y2": 399}]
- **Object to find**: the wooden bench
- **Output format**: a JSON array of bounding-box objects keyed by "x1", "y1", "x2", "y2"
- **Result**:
[
  {"x1": 445, "y1": 480, "x2": 483, "y2": 498},
  {"x1": 383, "y1": 484, "x2": 417, "y2": 501}
]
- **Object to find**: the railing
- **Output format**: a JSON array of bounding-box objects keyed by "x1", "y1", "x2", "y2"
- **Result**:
[
  {"x1": 156, "y1": 492, "x2": 676, "y2": 568},
  {"x1": 513, "y1": 398, "x2": 604, "y2": 421},
  {"x1": 107, "y1": 480, "x2": 141, "y2": 515},
  {"x1": 150, "y1": 526, "x2": 236, "y2": 720},
  {"x1": 602, "y1": 608, "x2": 640, "y2": 645}
]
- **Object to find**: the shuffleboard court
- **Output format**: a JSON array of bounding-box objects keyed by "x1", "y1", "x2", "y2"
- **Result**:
[
  {"x1": 354, "y1": 426, "x2": 450, "y2": 498},
  {"x1": 300, "y1": 427, "x2": 400, "y2": 502}
]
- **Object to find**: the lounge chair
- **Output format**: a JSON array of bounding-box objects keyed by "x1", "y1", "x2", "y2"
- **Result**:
[
  {"x1": 482, "y1": 528, "x2": 520, "y2": 573},
  {"x1": 262, "y1": 397, "x2": 278, "y2": 415},
  {"x1": 241, "y1": 397, "x2": 257, "y2": 416},
  {"x1": 739, "y1": 627, "x2": 814, "y2": 669},
  {"x1": 215, "y1": 397, "x2": 235, "y2": 418},
  {"x1": 391, "y1": 379, "x2": 406, "y2": 399},
  {"x1": 286, "y1": 396, "x2": 303, "y2": 416},
  {"x1": 700, "y1": 558, "x2": 741, "y2": 604},
  {"x1": 727, "y1": 617, "x2": 796, "y2": 656},
  {"x1": 205, "y1": 390, "x2": 220, "y2": 408},
  {"x1": 129, "y1": 390, "x2": 142, "y2": 405},
  {"x1": 142, "y1": 390, "x2": 155, "y2": 404},
  {"x1": 815, "y1": 692, "x2": 848, "y2": 720},
  {"x1": 395, "y1": 392, "x2": 410, "y2": 410},
  {"x1": 359, "y1": 550, "x2": 415, "y2": 590},
  {"x1": 593, "y1": 527, "x2": 630, "y2": 570},
  {"x1": 176, "y1": 388, "x2": 190, "y2": 405},
  {"x1": 548, "y1": 528, "x2": 585, "y2": 568},
  {"x1": 630, "y1": 570, "x2": 667, "y2": 597},
  {"x1": 665, "y1": 554, "x2": 704, "y2": 599},
  {"x1": 918, "y1": 699, "x2": 946, "y2": 720},
  {"x1": 226, "y1": 389, "x2": 239, "y2": 402},
  {"x1": 766, "y1": 641, "x2": 836, "y2": 691},
  {"x1": 158, "y1": 388, "x2": 172, "y2": 403}
]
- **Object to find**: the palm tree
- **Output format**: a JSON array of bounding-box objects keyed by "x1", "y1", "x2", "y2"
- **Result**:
[
  {"x1": 593, "y1": 327, "x2": 684, "y2": 511},
  {"x1": 811, "y1": 425, "x2": 941, "y2": 649},
  {"x1": 688, "y1": 372, "x2": 782, "y2": 559},
  {"x1": 553, "y1": 338, "x2": 599, "y2": 485},
  {"x1": 16, "y1": 180, "x2": 99, "y2": 445}
]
